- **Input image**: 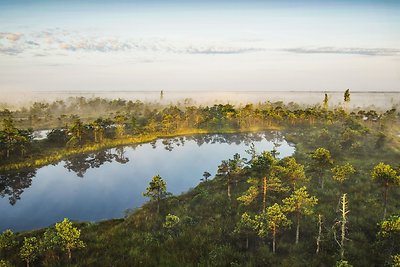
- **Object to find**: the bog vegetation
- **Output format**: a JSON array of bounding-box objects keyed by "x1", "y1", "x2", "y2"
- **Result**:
[{"x1": 0, "y1": 90, "x2": 400, "y2": 266}]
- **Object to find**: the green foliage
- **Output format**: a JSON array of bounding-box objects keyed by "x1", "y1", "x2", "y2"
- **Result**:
[
  {"x1": 255, "y1": 204, "x2": 291, "y2": 239},
  {"x1": 275, "y1": 157, "x2": 307, "y2": 189},
  {"x1": 67, "y1": 118, "x2": 84, "y2": 147},
  {"x1": 55, "y1": 218, "x2": 85, "y2": 259},
  {"x1": 20, "y1": 237, "x2": 39, "y2": 266},
  {"x1": 336, "y1": 259, "x2": 353, "y2": 267},
  {"x1": 143, "y1": 175, "x2": 167, "y2": 200},
  {"x1": 0, "y1": 260, "x2": 13, "y2": 267},
  {"x1": 311, "y1": 147, "x2": 333, "y2": 167},
  {"x1": 282, "y1": 187, "x2": 317, "y2": 243},
  {"x1": 143, "y1": 174, "x2": 167, "y2": 214},
  {"x1": 310, "y1": 147, "x2": 333, "y2": 188},
  {"x1": 371, "y1": 163, "x2": 400, "y2": 187},
  {"x1": 392, "y1": 254, "x2": 400, "y2": 267},
  {"x1": 332, "y1": 163, "x2": 356, "y2": 184},
  {"x1": 371, "y1": 163, "x2": 400, "y2": 217},
  {"x1": 251, "y1": 151, "x2": 277, "y2": 176},
  {"x1": 379, "y1": 215, "x2": 400, "y2": 238},
  {"x1": 237, "y1": 178, "x2": 259, "y2": 205},
  {"x1": 2, "y1": 97, "x2": 400, "y2": 266},
  {"x1": 282, "y1": 187, "x2": 317, "y2": 216},
  {"x1": 0, "y1": 230, "x2": 16, "y2": 251},
  {"x1": 163, "y1": 214, "x2": 180, "y2": 237},
  {"x1": 234, "y1": 212, "x2": 257, "y2": 235}
]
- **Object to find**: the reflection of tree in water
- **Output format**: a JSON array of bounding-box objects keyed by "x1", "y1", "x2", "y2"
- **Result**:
[
  {"x1": 270, "y1": 131, "x2": 284, "y2": 158},
  {"x1": 63, "y1": 132, "x2": 281, "y2": 177},
  {"x1": 115, "y1": 147, "x2": 129, "y2": 164},
  {"x1": 0, "y1": 168, "x2": 36, "y2": 205},
  {"x1": 158, "y1": 132, "x2": 277, "y2": 151},
  {"x1": 150, "y1": 140, "x2": 157, "y2": 149},
  {"x1": 188, "y1": 132, "x2": 270, "y2": 147},
  {"x1": 63, "y1": 149, "x2": 129, "y2": 178}
]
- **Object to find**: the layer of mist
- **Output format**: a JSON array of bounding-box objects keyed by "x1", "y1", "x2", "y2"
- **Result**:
[{"x1": 1, "y1": 90, "x2": 399, "y2": 111}]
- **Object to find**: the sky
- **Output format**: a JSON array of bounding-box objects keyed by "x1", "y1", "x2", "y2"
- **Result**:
[{"x1": 0, "y1": 0, "x2": 399, "y2": 92}]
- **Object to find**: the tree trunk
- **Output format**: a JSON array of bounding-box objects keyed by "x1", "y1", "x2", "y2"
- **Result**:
[
  {"x1": 316, "y1": 214, "x2": 322, "y2": 254},
  {"x1": 383, "y1": 186, "x2": 388, "y2": 219},
  {"x1": 296, "y1": 213, "x2": 300, "y2": 244},
  {"x1": 321, "y1": 176, "x2": 324, "y2": 190},
  {"x1": 272, "y1": 224, "x2": 276, "y2": 254},
  {"x1": 340, "y1": 194, "x2": 348, "y2": 260},
  {"x1": 68, "y1": 247, "x2": 72, "y2": 260},
  {"x1": 26, "y1": 259, "x2": 29, "y2": 267},
  {"x1": 246, "y1": 234, "x2": 249, "y2": 250},
  {"x1": 263, "y1": 176, "x2": 267, "y2": 212},
  {"x1": 227, "y1": 179, "x2": 231, "y2": 201}
]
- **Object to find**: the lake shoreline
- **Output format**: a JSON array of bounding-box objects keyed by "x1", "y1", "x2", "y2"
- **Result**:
[{"x1": 0, "y1": 126, "x2": 282, "y2": 172}]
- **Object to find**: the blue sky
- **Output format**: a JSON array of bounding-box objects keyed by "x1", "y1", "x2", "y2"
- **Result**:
[{"x1": 0, "y1": 0, "x2": 399, "y2": 91}]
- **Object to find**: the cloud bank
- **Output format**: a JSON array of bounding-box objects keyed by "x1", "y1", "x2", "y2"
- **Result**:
[
  {"x1": 0, "y1": 29, "x2": 264, "y2": 56},
  {"x1": 283, "y1": 47, "x2": 400, "y2": 56},
  {"x1": 1, "y1": 29, "x2": 399, "y2": 58}
]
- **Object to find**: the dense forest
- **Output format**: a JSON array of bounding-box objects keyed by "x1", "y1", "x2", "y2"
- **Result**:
[{"x1": 1, "y1": 91, "x2": 400, "y2": 266}]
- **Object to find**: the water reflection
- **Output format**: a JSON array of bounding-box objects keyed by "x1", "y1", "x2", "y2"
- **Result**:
[
  {"x1": 64, "y1": 148, "x2": 129, "y2": 178},
  {"x1": 1, "y1": 133, "x2": 290, "y2": 203},
  {"x1": 0, "y1": 168, "x2": 37, "y2": 205},
  {"x1": 0, "y1": 132, "x2": 295, "y2": 231},
  {"x1": 156, "y1": 132, "x2": 277, "y2": 151},
  {"x1": 0, "y1": 133, "x2": 290, "y2": 205}
]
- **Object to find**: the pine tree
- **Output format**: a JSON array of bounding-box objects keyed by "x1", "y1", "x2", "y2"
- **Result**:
[
  {"x1": 55, "y1": 218, "x2": 85, "y2": 260},
  {"x1": 371, "y1": 163, "x2": 400, "y2": 219},
  {"x1": 282, "y1": 186, "x2": 318, "y2": 244},
  {"x1": 143, "y1": 175, "x2": 167, "y2": 214},
  {"x1": 20, "y1": 237, "x2": 39, "y2": 267},
  {"x1": 255, "y1": 203, "x2": 291, "y2": 253}
]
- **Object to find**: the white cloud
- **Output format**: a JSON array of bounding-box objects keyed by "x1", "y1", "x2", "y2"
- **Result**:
[
  {"x1": 0, "y1": 32, "x2": 23, "y2": 42},
  {"x1": 283, "y1": 47, "x2": 400, "y2": 56},
  {"x1": 1, "y1": 29, "x2": 399, "y2": 58},
  {"x1": 0, "y1": 29, "x2": 265, "y2": 56}
]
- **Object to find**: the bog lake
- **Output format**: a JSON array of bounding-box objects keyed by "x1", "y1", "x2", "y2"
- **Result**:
[{"x1": 0, "y1": 132, "x2": 295, "y2": 232}]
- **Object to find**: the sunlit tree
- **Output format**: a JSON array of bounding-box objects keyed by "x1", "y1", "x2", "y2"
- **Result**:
[
  {"x1": 255, "y1": 203, "x2": 291, "y2": 253},
  {"x1": 238, "y1": 151, "x2": 283, "y2": 211},
  {"x1": 282, "y1": 186, "x2": 318, "y2": 244},
  {"x1": 55, "y1": 218, "x2": 85, "y2": 260},
  {"x1": 114, "y1": 114, "x2": 127, "y2": 138},
  {"x1": 275, "y1": 156, "x2": 307, "y2": 190},
  {"x1": 371, "y1": 163, "x2": 400, "y2": 218},
  {"x1": 332, "y1": 163, "x2": 355, "y2": 185},
  {"x1": 67, "y1": 118, "x2": 84, "y2": 147},
  {"x1": 20, "y1": 237, "x2": 39, "y2": 267},
  {"x1": 0, "y1": 229, "x2": 16, "y2": 258},
  {"x1": 143, "y1": 175, "x2": 167, "y2": 214}
]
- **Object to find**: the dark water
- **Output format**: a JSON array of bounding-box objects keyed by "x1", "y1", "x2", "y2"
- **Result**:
[{"x1": 0, "y1": 132, "x2": 295, "y2": 232}]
